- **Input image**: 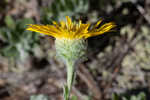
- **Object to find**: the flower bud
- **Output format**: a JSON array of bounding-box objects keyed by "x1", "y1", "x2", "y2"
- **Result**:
[{"x1": 55, "y1": 38, "x2": 87, "y2": 64}]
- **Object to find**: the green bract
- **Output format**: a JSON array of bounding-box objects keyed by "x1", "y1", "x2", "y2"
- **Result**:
[{"x1": 55, "y1": 38, "x2": 87, "y2": 63}]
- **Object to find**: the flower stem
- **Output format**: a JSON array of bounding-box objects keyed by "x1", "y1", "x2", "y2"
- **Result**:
[{"x1": 64, "y1": 60, "x2": 75, "y2": 100}]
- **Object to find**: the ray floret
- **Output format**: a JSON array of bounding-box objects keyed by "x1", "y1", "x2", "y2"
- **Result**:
[{"x1": 26, "y1": 16, "x2": 116, "y2": 39}]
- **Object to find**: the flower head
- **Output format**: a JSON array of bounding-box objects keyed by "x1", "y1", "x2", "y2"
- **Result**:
[
  {"x1": 26, "y1": 16, "x2": 116, "y2": 40},
  {"x1": 26, "y1": 16, "x2": 116, "y2": 63}
]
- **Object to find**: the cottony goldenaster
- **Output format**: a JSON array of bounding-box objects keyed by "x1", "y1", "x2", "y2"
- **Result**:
[{"x1": 26, "y1": 16, "x2": 116, "y2": 100}]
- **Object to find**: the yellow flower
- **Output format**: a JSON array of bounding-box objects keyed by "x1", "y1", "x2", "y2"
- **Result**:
[
  {"x1": 26, "y1": 16, "x2": 116, "y2": 100},
  {"x1": 26, "y1": 16, "x2": 116, "y2": 39}
]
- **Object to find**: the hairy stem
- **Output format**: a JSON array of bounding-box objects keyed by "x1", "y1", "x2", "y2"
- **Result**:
[{"x1": 64, "y1": 60, "x2": 75, "y2": 100}]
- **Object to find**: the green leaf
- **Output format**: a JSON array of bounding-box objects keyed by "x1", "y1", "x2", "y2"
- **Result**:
[
  {"x1": 0, "y1": 17, "x2": 40, "y2": 60},
  {"x1": 137, "y1": 92, "x2": 146, "y2": 100},
  {"x1": 112, "y1": 92, "x2": 146, "y2": 100},
  {"x1": 0, "y1": 27, "x2": 11, "y2": 41},
  {"x1": 17, "y1": 18, "x2": 34, "y2": 30},
  {"x1": 30, "y1": 94, "x2": 48, "y2": 100},
  {"x1": 64, "y1": 0, "x2": 74, "y2": 10},
  {"x1": 1, "y1": 45, "x2": 19, "y2": 58},
  {"x1": 122, "y1": 97, "x2": 128, "y2": 100},
  {"x1": 112, "y1": 93, "x2": 119, "y2": 100},
  {"x1": 71, "y1": 95, "x2": 78, "y2": 100},
  {"x1": 130, "y1": 95, "x2": 137, "y2": 100},
  {"x1": 51, "y1": 2, "x2": 58, "y2": 15},
  {"x1": 4, "y1": 15, "x2": 16, "y2": 30}
]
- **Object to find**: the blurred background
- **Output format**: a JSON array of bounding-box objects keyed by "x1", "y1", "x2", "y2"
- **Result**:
[{"x1": 0, "y1": 0, "x2": 150, "y2": 100}]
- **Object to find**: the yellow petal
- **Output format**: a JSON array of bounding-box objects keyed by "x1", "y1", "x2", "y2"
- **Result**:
[
  {"x1": 52, "y1": 21, "x2": 57, "y2": 25},
  {"x1": 26, "y1": 24, "x2": 60, "y2": 38},
  {"x1": 76, "y1": 24, "x2": 90, "y2": 34},
  {"x1": 66, "y1": 16, "x2": 72, "y2": 29},
  {"x1": 85, "y1": 22, "x2": 116, "y2": 38},
  {"x1": 60, "y1": 21, "x2": 66, "y2": 28},
  {"x1": 95, "y1": 19, "x2": 103, "y2": 27},
  {"x1": 90, "y1": 19, "x2": 103, "y2": 32}
]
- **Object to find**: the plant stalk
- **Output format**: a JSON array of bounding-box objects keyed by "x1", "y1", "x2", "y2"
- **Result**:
[{"x1": 64, "y1": 60, "x2": 75, "y2": 100}]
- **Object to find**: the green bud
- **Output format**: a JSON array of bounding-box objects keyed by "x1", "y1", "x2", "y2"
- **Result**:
[{"x1": 55, "y1": 38, "x2": 87, "y2": 64}]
